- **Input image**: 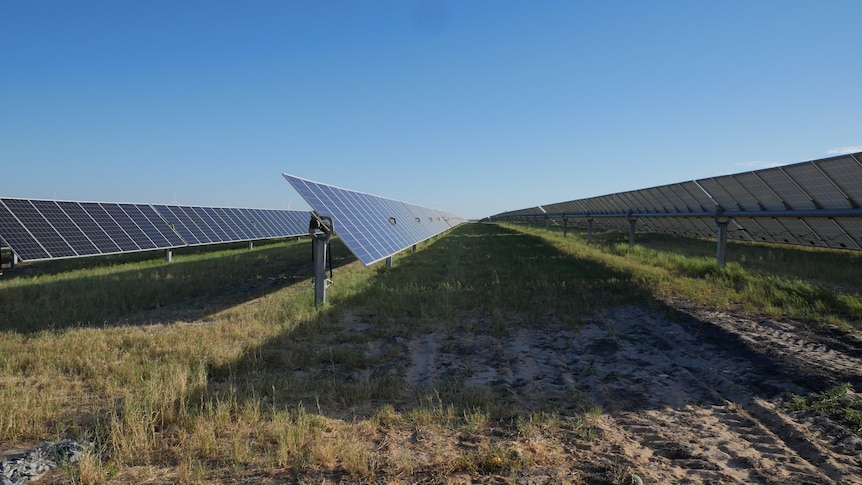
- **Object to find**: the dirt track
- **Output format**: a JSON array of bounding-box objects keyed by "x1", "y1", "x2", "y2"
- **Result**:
[{"x1": 390, "y1": 304, "x2": 862, "y2": 484}]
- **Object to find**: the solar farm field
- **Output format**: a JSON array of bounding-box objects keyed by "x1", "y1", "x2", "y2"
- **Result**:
[{"x1": 1, "y1": 223, "x2": 861, "y2": 484}]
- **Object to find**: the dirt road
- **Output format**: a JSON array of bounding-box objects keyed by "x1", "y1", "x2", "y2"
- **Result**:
[{"x1": 397, "y1": 304, "x2": 862, "y2": 483}]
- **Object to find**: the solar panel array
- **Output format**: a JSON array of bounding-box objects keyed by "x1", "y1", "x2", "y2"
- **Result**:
[
  {"x1": 488, "y1": 152, "x2": 862, "y2": 251},
  {"x1": 283, "y1": 174, "x2": 465, "y2": 266},
  {"x1": 0, "y1": 198, "x2": 310, "y2": 262}
]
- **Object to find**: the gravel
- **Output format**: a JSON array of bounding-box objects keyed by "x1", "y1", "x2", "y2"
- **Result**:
[{"x1": 1, "y1": 439, "x2": 89, "y2": 485}]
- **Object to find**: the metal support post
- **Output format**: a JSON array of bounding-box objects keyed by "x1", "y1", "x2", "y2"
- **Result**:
[
  {"x1": 563, "y1": 218, "x2": 568, "y2": 237},
  {"x1": 309, "y1": 211, "x2": 334, "y2": 307},
  {"x1": 587, "y1": 218, "x2": 594, "y2": 243},
  {"x1": 628, "y1": 217, "x2": 637, "y2": 247},
  {"x1": 386, "y1": 256, "x2": 393, "y2": 268},
  {"x1": 312, "y1": 235, "x2": 329, "y2": 306},
  {"x1": 12, "y1": 252, "x2": 18, "y2": 269},
  {"x1": 716, "y1": 219, "x2": 729, "y2": 268},
  {"x1": 412, "y1": 244, "x2": 417, "y2": 252},
  {"x1": 165, "y1": 249, "x2": 172, "y2": 263},
  {"x1": 248, "y1": 241, "x2": 254, "y2": 250},
  {"x1": 545, "y1": 216, "x2": 550, "y2": 231}
]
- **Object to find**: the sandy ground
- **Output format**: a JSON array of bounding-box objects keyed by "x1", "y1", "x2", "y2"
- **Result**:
[{"x1": 386, "y1": 304, "x2": 862, "y2": 484}]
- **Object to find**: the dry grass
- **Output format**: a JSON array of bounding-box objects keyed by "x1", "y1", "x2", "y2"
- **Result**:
[{"x1": 1, "y1": 223, "x2": 860, "y2": 483}]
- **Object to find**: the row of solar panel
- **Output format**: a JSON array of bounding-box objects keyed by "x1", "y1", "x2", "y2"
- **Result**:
[
  {"x1": 284, "y1": 174, "x2": 465, "y2": 266},
  {"x1": 490, "y1": 152, "x2": 862, "y2": 251},
  {"x1": 540, "y1": 153, "x2": 862, "y2": 216},
  {"x1": 0, "y1": 198, "x2": 310, "y2": 262}
]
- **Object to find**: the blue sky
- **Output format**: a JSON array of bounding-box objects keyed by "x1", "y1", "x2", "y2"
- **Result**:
[{"x1": 2, "y1": 1, "x2": 860, "y2": 220}]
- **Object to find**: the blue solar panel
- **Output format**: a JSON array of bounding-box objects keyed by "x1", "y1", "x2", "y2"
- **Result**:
[
  {"x1": 185, "y1": 207, "x2": 221, "y2": 243},
  {"x1": 30, "y1": 200, "x2": 101, "y2": 256},
  {"x1": 245, "y1": 209, "x2": 272, "y2": 238},
  {"x1": 80, "y1": 202, "x2": 140, "y2": 252},
  {"x1": 101, "y1": 203, "x2": 157, "y2": 250},
  {"x1": 214, "y1": 207, "x2": 249, "y2": 240},
  {"x1": 134, "y1": 204, "x2": 186, "y2": 247},
  {"x1": 283, "y1": 174, "x2": 464, "y2": 266},
  {"x1": 233, "y1": 209, "x2": 261, "y2": 238},
  {"x1": 152, "y1": 205, "x2": 205, "y2": 245},
  {"x1": 2, "y1": 199, "x2": 76, "y2": 258},
  {"x1": 57, "y1": 202, "x2": 122, "y2": 254},
  {"x1": 198, "y1": 207, "x2": 233, "y2": 242},
  {"x1": 0, "y1": 200, "x2": 50, "y2": 260},
  {"x1": 0, "y1": 197, "x2": 311, "y2": 263},
  {"x1": 119, "y1": 204, "x2": 173, "y2": 249}
]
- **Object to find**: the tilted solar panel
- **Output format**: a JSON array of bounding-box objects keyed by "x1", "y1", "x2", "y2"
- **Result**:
[
  {"x1": 283, "y1": 174, "x2": 464, "y2": 266},
  {"x1": 0, "y1": 196, "x2": 312, "y2": 262},
  {"x1": 30, "y1": 200, "x2": 101, "y2": 257},
  {"x1": 3, "y1": 199, "x2": 77, "y2": 258},
  {"x1": 0, "y1": 200, "x2": 51, "y2": 260},
  {"x1": 56, "y1": 201, "x2": 122, "y2": 254}
]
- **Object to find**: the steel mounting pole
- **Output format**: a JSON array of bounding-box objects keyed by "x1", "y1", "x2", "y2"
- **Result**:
[{"x1": 309, "y1": 211, "x2": 334, "y2": 307}]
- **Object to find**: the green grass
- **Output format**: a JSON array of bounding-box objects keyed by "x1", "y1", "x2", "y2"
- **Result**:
[
  {"x1": 787, "y1": 383, "x2": 862, "y2": 434},
  {"x1": 1, "y1": 222, "x2": 860, "y2": 483},
  {"x1": 514, "y1": 222, "x2": 862, "y2": 328}
]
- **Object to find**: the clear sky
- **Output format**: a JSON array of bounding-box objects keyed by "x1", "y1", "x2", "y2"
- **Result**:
[{"x1": 2, "y1": 1, "x2": 860, "y2": 220}]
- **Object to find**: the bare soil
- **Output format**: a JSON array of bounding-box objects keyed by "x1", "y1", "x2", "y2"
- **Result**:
[{"x1": 373, "y1": 303, "x2": 862, "y2": 484}]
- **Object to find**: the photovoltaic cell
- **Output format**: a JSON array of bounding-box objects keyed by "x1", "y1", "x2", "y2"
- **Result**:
[
  {"x1": 284, "y1": 173, "x2": 464, "y2": 266},
  {"x1": 134, "y1": 204, "x2": 186, "y2": 247},
  {"x1": 30, "y1": 200, "x2": 100, "y2": 256},
  {"x1": 101, "y1": 203, "x2": 157, "y2": 250},
  {"x1": 0, "y1": 197, "x2": 310, "y2": 263},
  {"x1": 0, "y1": 200, "x2": 50, "y2": 260},
  {"x1": 119, "y1": 204, "x2": 172, "y2": 249},
  {"x1": 80, "y1": 203, "x2": 140, "y2": 252},
  {"x1": 3, "y1": 199, "x2": 76, "y2": 258},
  {"x1": 152, "y1": 205, "x2": 202, "y2": 245},
  {"x1": 57, "y1": 202, "x2": 122, "y2": 254}
]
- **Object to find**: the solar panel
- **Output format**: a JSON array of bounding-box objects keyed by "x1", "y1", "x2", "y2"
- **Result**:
[
  {"x1": 152, "y1": 204, "x2": 204, "y2": 245},
  {"x1": 30, "y1": 200, "x2": 101, "y2": 256},
  {"x1": 133, "y1": 204, "x2": 186, "y2": 247},
  {"x1": 3, "y1": 199, "x2": 76, "y2": 258},
  {"x1": 101, "y1": 203, "x2": 157, "y2": 250},
  {"x1": 118, "y1": 204, "x2": 173, "y2": 249},
  {"x1": 0, "y1": 200, "x2": 50, "y2": 260},
  {"x1": 56, "y1": 201, "x2": 122, "y2": 254},
  {"x1": 284, "y1": 174, "x2": 464, "y2": 266},
  {"x1": 0, "y1": 196, "x2": 312, "y2": 264}
]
